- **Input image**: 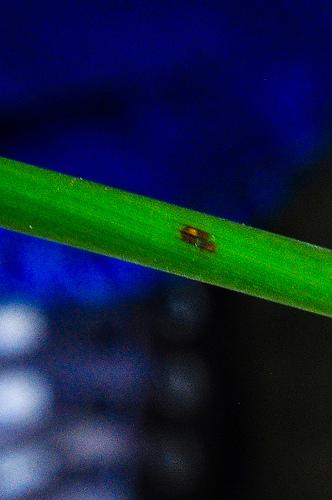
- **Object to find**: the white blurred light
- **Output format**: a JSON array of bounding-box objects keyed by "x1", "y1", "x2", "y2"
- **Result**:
[
  {"x1": 0, "y1": 444, "x2": 59, "y2": 498},
  {"x1": 160, "y1": 354, "x2": 210, "y2": 418},
  {"x1": 0, "y1": 303, "x2": 47, "y2": 357},
  {"x1": 164, "y1": 282, "x2": 210, "y2": 341},
  {"x1": 0, "y1": 368, "x2": 52, "y2": 427},
  {"x1": 151, "y1": 433, "x2": 205, "y2": 496},
  {"x1": 56, "y1": 416, "x2": 134, "y2": 468}
]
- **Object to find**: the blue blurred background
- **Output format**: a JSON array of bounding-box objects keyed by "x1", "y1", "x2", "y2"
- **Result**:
[{"x1": 0, "y1": 1, "x2": 332, "y2": 498}]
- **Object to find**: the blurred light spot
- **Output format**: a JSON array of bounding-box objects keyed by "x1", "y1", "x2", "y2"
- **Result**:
[
  {"x1": 150, "y1": 433, "x2": 205, "y2": 497},
  {"x1": 0, "y1": 368, "x2": 52, "y2": 427},
  {"x1": 0, "y1": 444, "x2": 59, "y2": 498},
  {"x1": 158, "y1": 354, "x2": 210, "y2": 419},
  {"x1": 56, "y1": 416, "x2": 135, "y2": 468},
  {"x1": 0, "y1": 303, "x2": 47, "y2": 357},
  {"x1": 163, "y1": 281, "x2": 210, "y2": 341}
]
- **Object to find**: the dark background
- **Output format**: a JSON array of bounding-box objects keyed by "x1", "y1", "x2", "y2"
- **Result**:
[{"x1": 0, "y1": 1, "x2": 332, "y2": 499}]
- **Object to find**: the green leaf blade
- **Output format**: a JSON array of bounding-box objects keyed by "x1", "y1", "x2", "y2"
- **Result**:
[{"x1": 0, "y1": 156, "x2": 332, "y2": 317}]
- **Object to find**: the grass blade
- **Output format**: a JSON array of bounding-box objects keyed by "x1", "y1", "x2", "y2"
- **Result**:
[{"x1": 0, "y1": 156, "x2": 331, "y2": 317}]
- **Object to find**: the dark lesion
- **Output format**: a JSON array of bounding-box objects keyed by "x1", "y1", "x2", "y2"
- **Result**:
[{"x1": 180, "y1": 225, "x2": 216, "y2": 253}]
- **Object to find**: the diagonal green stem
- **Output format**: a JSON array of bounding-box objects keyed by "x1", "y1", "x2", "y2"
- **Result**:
[{"x1": 0, "y1": 156, "x2": 331, "y2": 317}]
